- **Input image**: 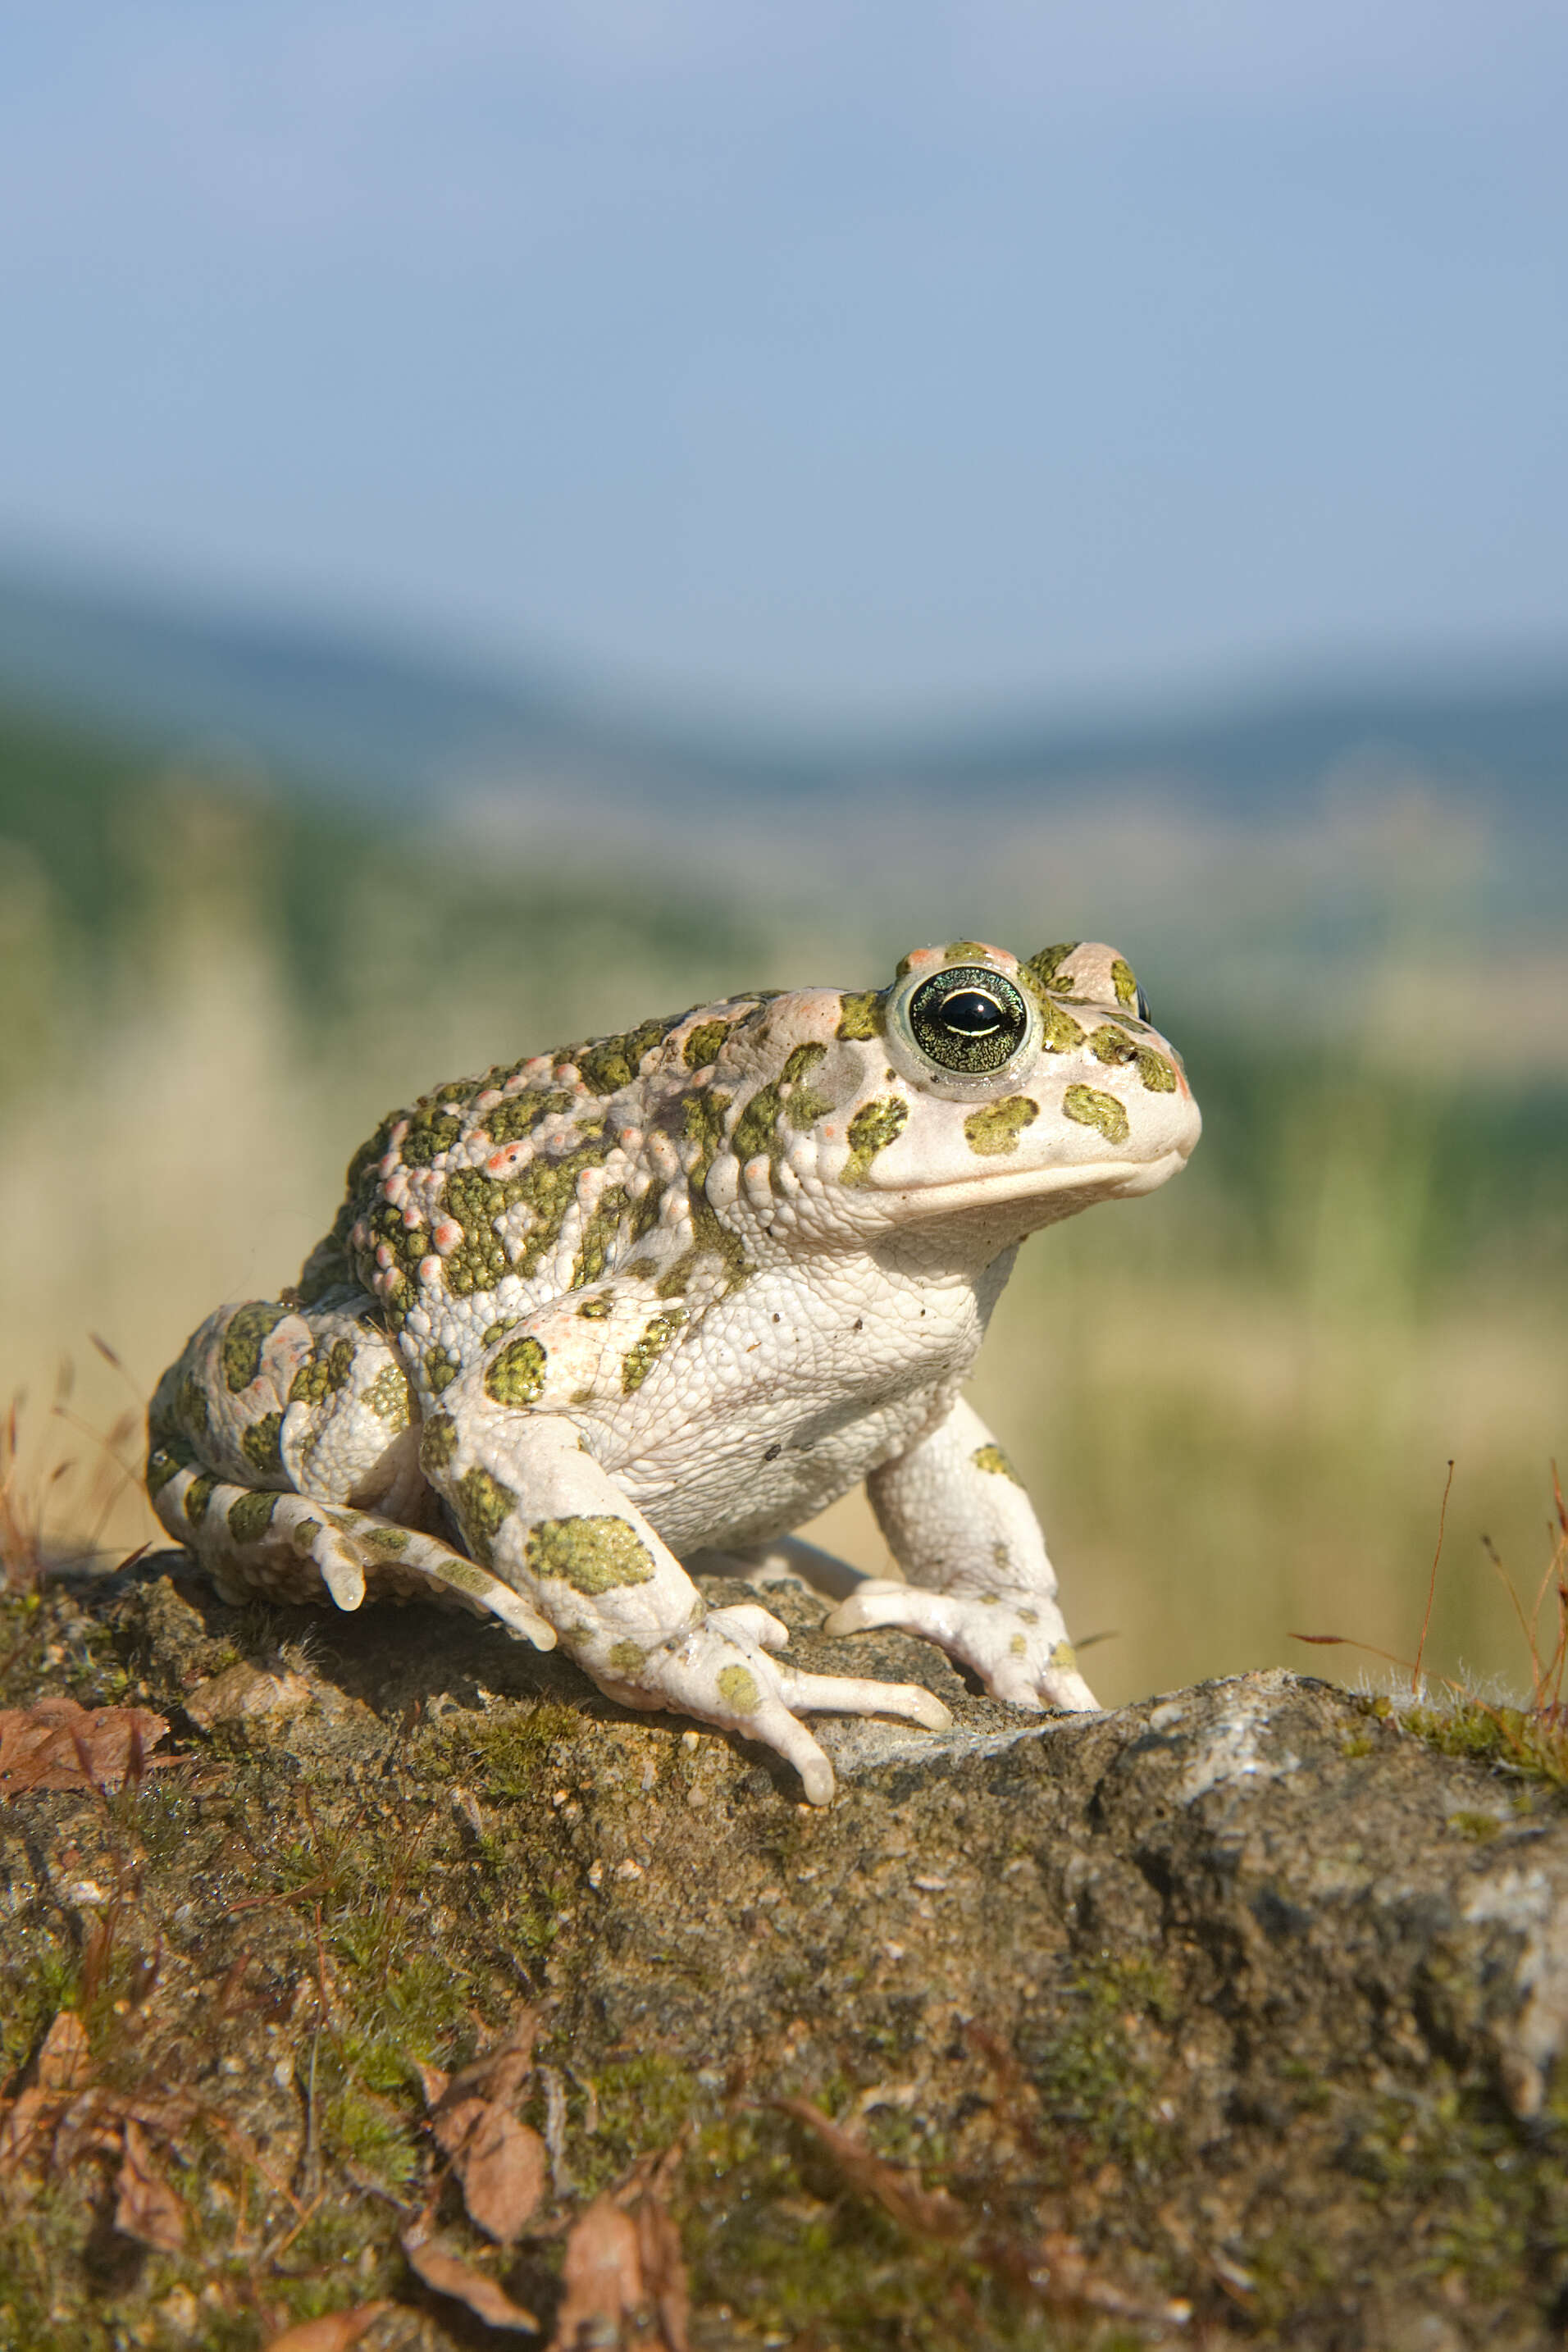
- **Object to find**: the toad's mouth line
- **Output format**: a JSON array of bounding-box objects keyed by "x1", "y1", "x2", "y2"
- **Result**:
[{"x1": 868, "y1": 1145, "x2": 1195, "y2": 1217}]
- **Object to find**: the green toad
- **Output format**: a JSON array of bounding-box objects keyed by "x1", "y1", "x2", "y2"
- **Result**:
[{"x1": 148, "y1": 939, "x2": 1199, "y2": 1803}]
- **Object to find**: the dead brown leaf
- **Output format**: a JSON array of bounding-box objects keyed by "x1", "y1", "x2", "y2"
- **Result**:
[
  {"x1": 549, "y1": 2198, "x2": 646, "y2": 2350},
  {"x1": 260, "y1": 2304, "x2": 393, "y2": 2351},
  {"x1": 185, "y1": 1663, "x2": 314, "y2": 1729},
  {"x1": 114, "y1": 2117, "x2": 185, "y2": 2254},
  {"x1": 632, "y1": 2191, "x2": 691, "y2": 2352},
  {"x1": 35, "y1": 2010, "x2": 90, "y2": 2094},
  {"x1": 401, "y1": 2228, "x2": 540, "y2": 2332},
  {"x1": 436, "y1": 2100, "x2": 547, "y2": 2245},
  {"x1": 425, "y1": 2008, "x2": 545, "y2": 2244},
  {"x1": 0, "y1": 2088, "x2": 52, "y2": 2179},
  {"x1": 0, "y1": 1696, "x2": 171, "y2": 1794},
  {"x1": 776, "y1": 2096, "x2": 967, "y2": 2239}
]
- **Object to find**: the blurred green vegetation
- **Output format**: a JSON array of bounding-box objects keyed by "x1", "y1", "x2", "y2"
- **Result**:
[{"x1": 2, "y1": 692, "x2": 1563, "y2": 1707}]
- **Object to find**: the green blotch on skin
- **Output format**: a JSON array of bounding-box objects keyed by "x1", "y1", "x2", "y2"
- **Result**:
[
  {"x1": 1022, "y1": 943, "x2": 1081, "y2": 995},
  {"x1": 1063, "y1": 1084, "x2": 1130, "y2": 1146},
  {"x1": 628, "y1": 1181, "x2": 664, "y2": 1242},
  {"x1": 683, "y1": 1087, "x2": 731, "y2": 1167},
  {"x1": 420, "y1": 1413, "x2": 458, "y2": 1474},
  {"x1": 431, "y1": 1553, "x2": 499, "y2": 1598},
  {"x1": 841, "y1": 1096, "x2": 909, "y2": 1186},
  {"x1": 963, "y1": 1096, "x2": 1039, "y2": 1156},
  {"x1": 293, "y1": 1516, "x2": 324, "y2": 1552},
  {"x1": 145, "y1": 1443, "x2": 189, "y2": 1499},
  {"x1": 359, "y1": 1525, "x2": 410, "y2": 1557},
  {"x1": 423, "y1": 1345, "x2": 460, "y2": 1395},
  {"x1": 1049, "y1": 1639, "x2": 1078, "y2": 1672},
  {"x1": 485, "y1": 1333, "x2": 548, "y2": 1408},
  {"x1": 1091, "y1": 1023, "x2": 1140, "y2": 1069},
  {"x1": 1110, "y1": 956, "x2": 1138, "y2": 1007},
  {"x1": 289, "y1": 1334, "x2": 355, "y2": 1405},
  {"x1": 524, "y1": 1514, "x2": 656, "y2": 1594},
  {"x1": 836, "y1": 990, "x2": 885, "y2": 1042},
  {"x1": 654, "y1": 1246, "x2": 699, "y2": 1298},
  {"x1": 572, "y1": 1182, "x2": 630, "y2": 1288},
  {"x1": 577, "y1": 1295, "x2": 613, "y2": 1320},
  {"x1": 240, "y1": 1413, "x2": 284, "y2": 1475},
  {"x1": 683, "y1": 1016, "x2": 736, "y2": 1069},
  {"x1": 1037, "y1": 999, "x2": 1086, "y2": 1053},
  {"x1": 221, "y1": 1301, "x2": 289, "y2": 1393},
  {"x1": 483, "y1": 1088, "x2": 574, "y2": 1146},
  {"x1": 227, "y1": 1488, "x2": 279, "y2": 1543},
  {"x1": 715, "y1": 1664, "x2": 761, "y2": 1713},
  {"x1": 399, "y1": 1106, "x2": 463, "y2": 1167},
  {"x1": 1009, "y1": 1634, "x2": 1028, "y2": 1658},
  {"x1": 569, "y1": 1018, "x2": 670, "y2": 1096},
  {"x1": 622, "y1": 1308, "x2": 686, "y2": 1395},
  {"x1": 943, "y1": 941, "x2": 993, "y2": 963},
  {"x1": 176, "y1": 1373, "x2": 210, "y2": 1438},
  {"x1": 972, "y1": 1443, "x2": 1023, "y2": 1484},
  {"x1": 184, "y1": 1471, "x2": 217, "y2": 1525},
  {"x1": 608, "y1": 1640, "x2": 647, "y2": 1672},
  {"x1": 680, "y1": 1089, "x2": 754, "y2": 1294},
  {"x1": 365, "y1": 1364, "x2": 413, "y2": 1428},
  {"x1": 454, "y1": 1466, "x2": 517, "y2": 1566},
  {"x1": 733, "y1": 1044, "x2": 833, "y2": 1165},
  {"x1": 439, "y1": 1124, "x2": 618, "y2": 1298},
  {"x1": 1136, "y1": 1047, "x2": 1177, "y2": 1092}
]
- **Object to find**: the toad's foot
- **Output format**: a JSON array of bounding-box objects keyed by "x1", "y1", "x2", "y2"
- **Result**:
[
  {"x1": 591, "y1": 1600, "x2": 951, "y2": 1805},
  {"x1": 149, "y1": 1457, "x2": 558, "y2": 1648},
  {"x1": 823, "y1": 1581, "x2": 1099, "y2": 1712}
]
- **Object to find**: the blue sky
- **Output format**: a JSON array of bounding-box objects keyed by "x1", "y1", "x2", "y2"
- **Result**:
[{"x1": 2, "y1": 2, "x2": 1565, "y2": 722}]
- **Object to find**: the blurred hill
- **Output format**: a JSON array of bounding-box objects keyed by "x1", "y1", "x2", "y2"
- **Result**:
[{"x1": 1, "y1": 554, "x2": 1566, "y2": 836}]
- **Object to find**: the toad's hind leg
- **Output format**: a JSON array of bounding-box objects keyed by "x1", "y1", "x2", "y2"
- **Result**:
[{"x1": 146, "y1": 1297, "x2": 556, "y2": 1647}]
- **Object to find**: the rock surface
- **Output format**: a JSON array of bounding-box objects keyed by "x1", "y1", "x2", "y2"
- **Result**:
[{"x1": 2, "y1": 1554, "x2": 1567, "y2": 2350}]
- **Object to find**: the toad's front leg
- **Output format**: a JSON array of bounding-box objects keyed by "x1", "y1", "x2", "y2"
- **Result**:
[
  {"x1": 422, "y1": 1400, "x2": 949, "y2": 1804},
  {"x1": 825, "y1": 1396, "x2": 1100, "y2": 1712}
]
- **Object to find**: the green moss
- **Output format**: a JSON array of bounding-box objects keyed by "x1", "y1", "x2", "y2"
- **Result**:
[
  {"x1": 586, "y1": 2053, "x2": 699, "y2": 2177},
  {"x1": 1028, "y1": 1954, "x2": 1178, "y2": 2178},
  {"x1": 1399, "y1": 1696, "x2": 1568, "y2": 1790},
  {"x1": 323, "y1": 2088, "x2": 420, "y2": 2190},
  {"x1": 419, "y1": 1698, "x2": 581, "y2": 1801}
]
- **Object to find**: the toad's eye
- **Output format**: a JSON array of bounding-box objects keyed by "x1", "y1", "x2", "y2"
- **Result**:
[
  {"x1": 907, "y1": 966, "x2": 1030, "y2": 1074},
  {"x1": 1135, "y1": 985, "x2": 1152, "y2": 1024}
]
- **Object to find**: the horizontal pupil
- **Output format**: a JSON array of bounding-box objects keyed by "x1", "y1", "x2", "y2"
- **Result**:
[{"x1": 941, "y1": 991, "x2": 1006, "y2": 1036}]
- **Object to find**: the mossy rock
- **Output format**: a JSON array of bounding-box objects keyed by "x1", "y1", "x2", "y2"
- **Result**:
[{"x1": 2, "y1": 1557, "x2": 1568, "y2": 2348}]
